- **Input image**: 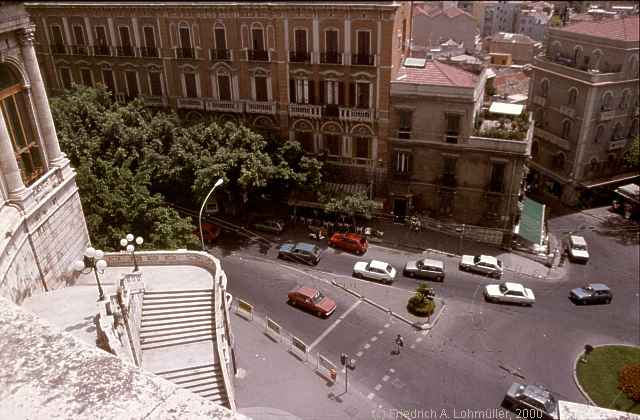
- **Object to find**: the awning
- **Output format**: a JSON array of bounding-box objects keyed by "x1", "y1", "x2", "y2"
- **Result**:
[
  {"x1": 489, "y1": 102, "x2": 524, "y2": 116},
  {"x1": 615, "y1": 183, "x2": 640, "y2": 204},
  {"x1": 517, "y1": 197, "x2": 546, "y2": 245},
  {"x1": 580, "y1": 173, "x2": 640, "y2": 189}
]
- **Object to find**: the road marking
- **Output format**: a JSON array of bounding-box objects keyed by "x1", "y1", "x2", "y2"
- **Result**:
[
  {"x1": 416, "y1": 337, "x2": 423, "y2": 343},
  {"x1": 374, "y1": 384, "x2": 382, "y2": 391},
  {"x1": 384, "y1": 323, "x2": 390, "y2": 328},
  {"x1": 370, "y1": 336, "x2": 378, "y2": 342},
  {"x1": 308, "y1": 300, "x2": 362, "y2": 351},
  {"x1": 356, "y1": 351, "x2": 364, "y2": 357},
  {"x1": 378, "y1": 330, "x2": 384, "y2": 335},
  {"x1": 367, "y1": 393, "x2": 375, "y2": 400},
  {"x1": 364, "y1": 343, "x2": 371, "y2": 349},
  {"x1": 421, "y1": 330, "x2": 428, "y2": 335},
  {"x1": 410, "y1": 344, "x2": 416, "y2": 349},
  {"x1": 389, "y1": 368, "x2": 395, "y2": 373},
  {"x1": 382, "y1": 375, "x2": 390, "y2": 382}
]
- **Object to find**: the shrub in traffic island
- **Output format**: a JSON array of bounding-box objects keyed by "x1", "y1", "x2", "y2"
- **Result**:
[
  {"x1": 407, "y1": 283, "x2": 436, "y2": 317},
  {"x1": 618, "y1": 363, "x2": 640, "y2": 402}
]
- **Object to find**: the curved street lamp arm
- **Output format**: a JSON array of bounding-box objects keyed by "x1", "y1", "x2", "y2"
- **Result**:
[{"x1": 199, "y1": 179, "x2": 223, "y2": 252}]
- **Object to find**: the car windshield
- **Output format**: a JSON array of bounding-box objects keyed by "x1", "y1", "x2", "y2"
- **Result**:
[
  {"x1": 573, "y1": 244, "x2": 587, "y2": 251},
  {"x1": 499, "y1": 283, "x2": 507, "y2": 293},
  {"x1": 312, "y1": 291, "x2": 324, "y2": 304},
  {"x1": 386, "y1": 265, "x2": 393, "y2": 273},
  {"x1": 544, "y1": 395, "x2": 557, "y2": 413},
  {"x1": 473, "y1": 256, "x2": 480, "y2": 263}
]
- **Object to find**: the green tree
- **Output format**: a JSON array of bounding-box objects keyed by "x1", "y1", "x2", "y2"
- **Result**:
[
  {"x1": 625, "y1": 136, "x2": 640, "y2": 168},
  {"x1": 320, "y1": 191, "x2": 376, "y2": 228},
  {"x1": 51, "y1": 85, "x2": 199, "y2": 251}
]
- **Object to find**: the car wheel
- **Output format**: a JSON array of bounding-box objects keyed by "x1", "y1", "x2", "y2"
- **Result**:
[
  {"x1": 606, "y1": 298, "x2": 612, "y2": 304},
  {"x1": 317, "y1": 310, "x2": 323, "y2": 317},
  {"x1": 289, "y1": 299, "x2": 295, "y2": 306}
]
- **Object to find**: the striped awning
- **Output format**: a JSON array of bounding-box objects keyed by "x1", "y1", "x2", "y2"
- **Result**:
[{"x1": 517, "y1": 197, "x2": 546, "y2": 245}]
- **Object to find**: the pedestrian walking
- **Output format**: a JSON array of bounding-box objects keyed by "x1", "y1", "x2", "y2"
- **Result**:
[{"x1": 394, "y1": 334, "x2": 404, "y2": 355}]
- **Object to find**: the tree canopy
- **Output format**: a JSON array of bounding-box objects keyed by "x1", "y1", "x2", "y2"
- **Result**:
[
  {"x1": 320, "y1": 191, "x2": 376, "y2": 227},
  {"x1": 51, "y1": 85, "x2": 322, "y2": 249}
]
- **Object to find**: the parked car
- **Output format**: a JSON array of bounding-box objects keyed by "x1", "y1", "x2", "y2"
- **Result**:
[
  {"x1": 328, "y1": 232, "x2": 368, "y2": 255},
  {"x1": 459, "y1": 254, "x2": 503, "y2": 278},
  {"x1": 503, "y1": 382, "x2": 559, "y2": 420},
  {"x1": 403, "y1": 258, "x2": 445, "y2": 282},
  {"x1": 353, "y1": 260, "x2": 396, "y2": 284},
  {"x1": 569, "y1": 283, "x2": 612, "y2": 304},
  {"x1": 566, "y1": 235, "x2": 589, "y2": 263},
  {"x1": 287, "y1": 287, "x2": 336, "y2": 318},
  {"x1": 277, "y1": 242, "x2": 321, "y2": 265},
  {"x1": 484, "y1": 282, "x2": 535, "y2": 306},
  {"x1": 252, "y1": 219, "x2": 285, "y2": 234}
]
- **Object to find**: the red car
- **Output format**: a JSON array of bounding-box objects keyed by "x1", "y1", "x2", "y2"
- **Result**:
[
  {"x1": 193, "y1": 222, "x2": 221, "y2": 244},
  {"x1": 287, "y1": 287, "x2": 337, "y2": 318},
  {"x1": 328, "y1": 232, "x2": 368, "y2": 255}
]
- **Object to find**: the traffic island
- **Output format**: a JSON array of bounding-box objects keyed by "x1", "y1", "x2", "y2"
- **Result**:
[{"x1": 574, "y1": 344, "x2": 640, "y2": 415}]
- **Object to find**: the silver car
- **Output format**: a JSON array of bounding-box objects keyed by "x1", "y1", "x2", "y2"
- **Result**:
[
  {"x1": 403, "y1": 258, "x2": 445, "y2": 282},
  {"x1": 503, "y1": 382, "x2": 559, "y2": 420}
]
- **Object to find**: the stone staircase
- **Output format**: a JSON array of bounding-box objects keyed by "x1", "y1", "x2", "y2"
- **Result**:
[
  {"x1": 141, "y1": 289, "x2": 230, "y2": 408},
  {"x1": 141, "y1": 289, "x2": 214, "y2": 350},
  {"x1": 154, "y1": 363, "x2": 229, "y2": 407}
]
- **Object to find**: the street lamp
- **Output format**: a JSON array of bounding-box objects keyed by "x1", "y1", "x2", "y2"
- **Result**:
[
  {"x1": 120, "y1": 233, "x2": 143, "y2": 272},
  {"x1": 340, "y1": 353, "x2": 356, "y2": 394},
  {"x1": 199, "y1": 178, "x2": 224, "y2": 251},
  {"x1": 72, "y1": 247, "x2": 108, "y2": 301}
]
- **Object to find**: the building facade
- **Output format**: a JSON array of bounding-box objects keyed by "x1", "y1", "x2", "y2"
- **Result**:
[
  {"x1": 412, "y1": 4, "x2": 479, "y2": 55},
  {"x1": 389, "y1": 57, "x2": 532, "y2": 233},
  {"x1": 24, "y1": 1, "x2": 413, "y2": 197},
  {"x1": 528, "y1": 16, "x2": 639, "y2": 206},
  {"x1": 0, "y1": 2, "x2": 90, "y2": 303},
  {"x1": 484, "y1": 32, "x2": 541, "y2": 64}
]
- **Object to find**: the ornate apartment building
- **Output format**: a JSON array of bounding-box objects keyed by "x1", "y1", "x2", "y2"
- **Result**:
[
  {"x1": 0, "y1": 2, "x2": 89, "y2": 303},
  {"x1": 24, "y1": 1, "x2": 413, "y2": 195},
  {"x1": 528, "y1": 16, "x2": 639, "y2": 206},
  {"x1": 389, "y1": 57, "x2": 532, "y2": 235}
]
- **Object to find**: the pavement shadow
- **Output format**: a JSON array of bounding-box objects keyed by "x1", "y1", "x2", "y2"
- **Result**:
[
  {"x1": 594, "y1": 214, "x2": 640, "y2": 246},
  {"x1": 64, "y1": 315, "x2": 95, "y2": 333}
]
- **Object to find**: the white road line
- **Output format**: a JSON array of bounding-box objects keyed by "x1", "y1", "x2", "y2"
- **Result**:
[
  {"x1": 410, "y1": 344, "x2": 416, "y2": 349},
  {"x1": 356, "y1": 351, "x2": 364, "y2": 357},
  {"x1": 308, "y1": 300, "x2": 362, "y2": 351},
  {"x1": 364, "y1": 343, "x2": 371, "y2": 349},
  {"x1": 367, "y1": 393, "x2": 375, "y2": 400},
  {"x1": 378, "y1": 330, "x2": 384, "y2": 335},
  {"x1": 416, "y1": 337, "x2": 423, "y2": 343},
  {"x1": 389, "y1": 368, "x2": 395, "y2": 373},
  {"x1": 370, "y1": 336, "x2": 378, "y2": 342},
  {"x1": 384, "y1": 323, "x2": 390, "y2": 328},
  {"x1": 382, "y1": 375, "x2": 390, "y2": 382},
  {"x1": 374, "y1": 384, "x2": 382, "y2": 391}
]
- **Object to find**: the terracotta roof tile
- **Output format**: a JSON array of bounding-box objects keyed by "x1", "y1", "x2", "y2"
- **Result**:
[
  {"x1": 394, "y1": 60, "x2": 478, "y2": 88},
  {"x1": 415, "y1": 5, "x2": 473, "y2": 19},
  {"x1": 560, "y1": 16, "x2": 639, "y2": 42}
]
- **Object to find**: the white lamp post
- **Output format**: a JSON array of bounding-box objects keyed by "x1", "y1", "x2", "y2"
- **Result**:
[
  {"x1": 120, "y1": 234, "x2": 144, "y2": 271},
  {"x1": 199, "y1": 178, "x2": 224, "y2": 251},
  {"x1": 72, "y1": 247, "x2": 108, "y2": 301}
]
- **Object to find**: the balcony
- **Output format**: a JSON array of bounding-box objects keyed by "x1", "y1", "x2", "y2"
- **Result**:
[
  {"x1": 608, "y1": 138, "x2": 627, "y2": 151},
  {"x1": 559, "y1": 105, "x2": 575, "y2": 118},
  {"x1": 175, "y1": 47, "x2": 196, "y2": 59},
  {"x1": 116, "y1": 46, "x2": 136, "y2": 57},
  {"x1": 323, "y1": 104, "x2": 340, "y2": 118},
  {"x1": 140, "y1": 46, "x2": 159, "y2": 58},
  {"x1": 325, "y1": 156, "x2": 375, "y2": 167},
  {"x1": 245, "y1": 101, "x2": 276, "y2": 114},
  {"x1": 68, "y1": 45, "x2": 89, "y2": 56},
  {"x1": 210, "y1": 48, "x2": 231, "y2": 61},
  {"x1": 247, "y1": 49, "x2": 269, "y2": 62},
  {"x1": 532, "y1": 96, "x2": 546, "y2": 107},
  {"x1": 176, "y1": 97, "x2": 204, "y2": 110},
  {"x1": 289, "y1": 51, "x2": 311, "y2": 63},
  {"x1": 339, "y1": 107, "x2": 374, "y2": 122},
  {"x1": 397, "y1": 129, "x2": 411, "y2": 140},
  {"x1": 141, "y1": 96, "x2": 168, "y2": 107},
  {"x1": 320, "y1": 51, "x2": 343, "y2": 65},
  {"x1": 352, "y1": 53, "x2": 375, "y2": 66},
  {"x1": 205, "y1": 98, "x2": 243, "y2": 113},
  {"x1": 535, "y1": 127, "x2": 570, "y2": 151},
  {"x1": 92, "y1": 45, "x2": 111, "y2": 56},
  {"x1": 599, "y1": 109, "x2": 616, "y2": 121},
  {"x1": 50, "y1": 44, "x2": 67, "y2": 54},
  {"x1": 288, "y1": 103, "x2": 322, "y2": 119}
]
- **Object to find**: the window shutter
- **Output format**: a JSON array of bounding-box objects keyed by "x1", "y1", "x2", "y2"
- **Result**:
[
  {"x1": 289, "y1": 79, "x2": 295, "y2": 103},
  {"x1": 319, "y1": 80, "x2": 325, "y2": 105},
  {"x1": 309, "y1": 80, "x2": 316, "y2": 105},
  {"x1": 338, "y1": 81, "x2": 344, "y2": 106},
  {"x1": 349, "y1": 82, "x2": 355, "y2": 107}
]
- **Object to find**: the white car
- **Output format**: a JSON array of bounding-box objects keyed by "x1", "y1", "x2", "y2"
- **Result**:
[
  {"x1": 459, "y1": 254, "x2": 503, "y2": 278},
  {"x1": 353, "y1": 260, "x2": 397, "y2": 284},
  {"x1": 484, "y1": 282, "x2": 535, "y2": 306}
]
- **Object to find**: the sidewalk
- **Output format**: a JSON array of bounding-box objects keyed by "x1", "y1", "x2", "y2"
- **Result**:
[{"x1": 232, "y1": 312, "x2": 380, "y2": 420}]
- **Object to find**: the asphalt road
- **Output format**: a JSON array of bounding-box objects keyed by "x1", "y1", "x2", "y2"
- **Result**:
[{"x1": 216, "y1": 207, "x2": 639, "y2": 418}]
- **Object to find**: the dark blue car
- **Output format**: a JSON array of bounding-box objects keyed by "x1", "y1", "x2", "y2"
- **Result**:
[{"x1": 278, "y1": 242, "x2": 321, "y2": 265}]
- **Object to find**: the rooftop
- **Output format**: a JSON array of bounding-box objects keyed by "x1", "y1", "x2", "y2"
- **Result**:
[
  {"x1": 394, "y1": 58, "x2": 478, "y2": 88},
  {"x1": 489, "y1": 32, "x2": 536, "y2": 44},
  {"x1": 415, "y1": 4, "x2": 474, "y2": 19},
  {"x1": 559, "y1": 15, "x2": 639, "y2": 41}
]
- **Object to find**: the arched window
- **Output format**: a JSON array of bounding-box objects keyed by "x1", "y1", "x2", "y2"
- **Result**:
[
  {"x1": 592, "y1": 49, "x2": 603, "y2": 70},
  {"x1": 540, "y1": 79, "x2": 549, "y2": 98},
  {"x1": 594, "y1": 125, "x2": 604, "y2": 143},
  {"x1": 561, "y1": 120, "x2": 571, "y2": 139},
  {"x1": 601, "y1": 92, "x2": 613, "y2": 111},
  {"x1": 612, "y1": 122, "x2": 623, "y2": 140},
  {"x1": 568, "y1": 88, "x2": 577, "y2": 106},
  {"x1": 573, "y1": 46, "x2": 583, "y2": 65},
  {"x1": 0, "y1": 63, "x2": 44, "y2": 186}
]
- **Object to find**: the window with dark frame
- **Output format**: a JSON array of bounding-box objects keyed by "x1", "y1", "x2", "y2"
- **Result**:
[
  {"x1": 218, "y1": 74, "x2": 232, "y2": 101},
  {"x1": 445, "y1": 114, "x2": 460, "y2": 143},
  {"x1": 50, "y1": 25, "x2": 65, "y2": 53},
  {"x1": 255, "y1": 75, "x2": 268, "y2": 101},
  {"x1": 354, "y1": 136, "x2": 370, "y2": 159},
  {"x1": 252, "y1": 28, "x2": 264, "y2": 51},
  {"x1": 80, "y1": 68, "x2": 93, "y2": 87},
  {"x1": 356, "y1": 82, "x2": 370, "y2": 109},
  {"x1": 125, "y1": 71, "x2": 138, "y2": 98},
  {"x1": 184, "y1": 73, "x2": 197, "y2": 97},
  {"x1": 149, "y1": 72, "x2": 163, "y2": 96},
  {"x1": 441, "y1": 156, "x2": 457, "y2": 187},
  {"x1": 59, "y1": 68, "x2": 73, "y2": 89},
  {"x1": 101, "y1": 69, "x2": 115, "y2": 92},
  {"x1": 296, "y1": 131, "x2": 314, "y2": 153},
  {"x1": 398, "y1": 110, "x2": 412, "y2": 139},
  {"x1": 394, "y1": 150, "x2": 411, "y2": 174},
  {"x1": 325, "y1": 134, "x2": 341, "y2": 156},
  {"x1": 215, "y1": 27, "x2": 226, "y2": 51}
]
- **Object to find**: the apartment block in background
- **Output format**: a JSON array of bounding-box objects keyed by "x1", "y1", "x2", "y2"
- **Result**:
[
  {"x1": 528, "y1": 16, "x2": 639, "y2": 206},
  {"x1": 389, "y1": 57, "x2": 532, "y2": 236},
  {"x1": 24, "y1": 1, "x2": 413, "y2": 198}
]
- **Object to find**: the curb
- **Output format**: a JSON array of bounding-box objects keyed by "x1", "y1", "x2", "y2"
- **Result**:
[{"x1": 572, "y1": 343, "x2": 640, "y2": 407}]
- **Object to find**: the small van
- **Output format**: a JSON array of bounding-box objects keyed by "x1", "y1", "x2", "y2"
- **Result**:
[
  {"x1": 567, "y1": 235, "x2": 589, "y2": 263},
  {"x1": 403, "y1": 258, "x2": 446, "y2": 282}
]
